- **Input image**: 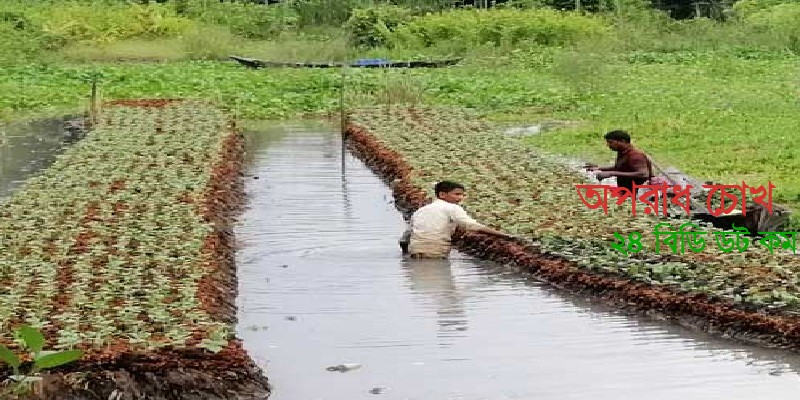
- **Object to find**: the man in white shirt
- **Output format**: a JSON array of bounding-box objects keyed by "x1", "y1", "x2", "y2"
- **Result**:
[{"x1": 399, "y1": 181, "x2": 512, "y2": 259}]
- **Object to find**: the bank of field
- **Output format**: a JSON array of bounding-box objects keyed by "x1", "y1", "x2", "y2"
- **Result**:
[
  {"x1": 347, "y1": 106, "x2": 800, "y2": 347},
  {"x1": 0, "y1": 100, "x2": 268, "y2": 398}
]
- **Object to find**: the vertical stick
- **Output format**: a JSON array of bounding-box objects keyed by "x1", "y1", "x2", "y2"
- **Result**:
[
  {"x1": 90, "y1": 78, "x2": 98, "y2": 127},
  {"x1": 340, "y1": 65, "x2": 346, "y2": 135},
  {"x1": 340, "y1": 64, "x2": 346, "y2": 176}
]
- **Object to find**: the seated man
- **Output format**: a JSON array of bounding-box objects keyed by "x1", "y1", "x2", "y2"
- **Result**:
[{"x1": 399, "y1": 180, "x2": 511, "y2": 259}]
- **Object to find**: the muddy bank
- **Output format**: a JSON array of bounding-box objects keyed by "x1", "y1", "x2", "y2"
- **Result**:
[
  {"x1": 1, "y1": 103, "x2": 269, "y2": 400},
  {"x1": 344, "y1": 122, "x2": 800, "y2": 352}
]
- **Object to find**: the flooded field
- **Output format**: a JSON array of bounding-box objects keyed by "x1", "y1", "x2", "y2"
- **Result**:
[
  {"x1": 0, "y1": 116, "x2": 82, "y2": 198},
  {"x1": 235, "y1": 123, "x2": 800, "y2": 400}
]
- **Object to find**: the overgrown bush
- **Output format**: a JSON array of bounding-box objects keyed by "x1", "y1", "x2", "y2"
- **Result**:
[
  {"x1": 344, "y1": 5, "x2": 413, "y2": 48},
  {"x1": 390, "y1": 8, "x2": 611, "y2": 49},
  {"x1": 0, "y1": 21, "x2": 64, "y2": 65},
  {"x1": 181, "y1": 0, "x2": 298, "y2": 39},
  {"x1": 41, "y1": 3, "x2": 192, "y2": 43},
  {"x1": 731, "y1": 0, "x2": 789, "y2": 18},
  {"x1": 292, "y1": 0, "x2": 366, "y2": 27},
  {"x1": 182, "y1": 24, "x2": 237, "y2": 60},
  {"x1": 0, "y1": 10, "x2": 31, "y2": 30},
  {"x1": 742, "y1": 3, "x2": 800, "y2": 53}
]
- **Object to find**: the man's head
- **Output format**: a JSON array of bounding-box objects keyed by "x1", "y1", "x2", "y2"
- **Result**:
[
  {"x1": 604, "y1": 130, "x2": 632, "y2": 152},
  {"x1": 434, "y1": 180, "x2": 466, "y2": 204}
]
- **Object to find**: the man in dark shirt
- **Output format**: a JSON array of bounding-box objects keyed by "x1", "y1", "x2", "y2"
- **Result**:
[{"x1": 585, "y1": 130, "x2": 652, "y2": 193}]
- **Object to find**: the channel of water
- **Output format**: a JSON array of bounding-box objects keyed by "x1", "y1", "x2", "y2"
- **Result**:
[{"x1": 234, "y1": 123, "x2": 800, "y2": 400}]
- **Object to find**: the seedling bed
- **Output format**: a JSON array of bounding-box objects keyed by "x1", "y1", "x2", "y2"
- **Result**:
[{"x1": 0, "y1": 99, "x2": 268, "y2": 399}]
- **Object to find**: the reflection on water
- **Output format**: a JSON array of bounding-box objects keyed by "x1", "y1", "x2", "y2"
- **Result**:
[
  {"x1": 403, "y1": 258, "x2": 468, "y2": 347},
  {"x1": 235, "y1": 123, "x2": 800, "y2": 400}
]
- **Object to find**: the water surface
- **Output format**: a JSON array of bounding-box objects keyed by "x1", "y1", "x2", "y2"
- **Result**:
[
  {"x1": 235, "y1": 123, "x2": 800, "y2": 400},
  {"x1": 0, "y1": 117, "x2": 83, "y2": 197}
]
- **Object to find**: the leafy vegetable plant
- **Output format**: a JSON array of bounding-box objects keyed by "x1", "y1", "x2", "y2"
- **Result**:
[{"x1": 0, "y1": 325, "x2": 83, "y2": 397}]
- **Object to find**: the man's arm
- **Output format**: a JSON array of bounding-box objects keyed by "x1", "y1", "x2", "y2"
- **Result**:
[
  {"x1": 603, "y1": 170, "x2": 649, "y2": 179},
  {"x1": 475, "y1": 225, "x2": 511, "y2": 238},
  {"x1": 585, "y1": 163, "x2": 615, "y2": 171},
  {"x1": 450, "y1": 205, "x2": 512, "y2": 239}
]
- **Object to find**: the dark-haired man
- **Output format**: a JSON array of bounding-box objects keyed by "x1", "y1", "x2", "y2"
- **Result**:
[
  {"x1": 399, "y1": 181, "x2": 511, "y2": 259},
  {"x1": 585, "y1": 130, "x2": 653, "y2": 193}
]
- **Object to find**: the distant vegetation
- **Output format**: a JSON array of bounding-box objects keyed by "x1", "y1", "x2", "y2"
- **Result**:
[
  {"x1": 1, "y1": 0, "x2": 799, "y2": 218},
  {"x1": 0, "y1": 0, "x2": 798, "y2": 64}
]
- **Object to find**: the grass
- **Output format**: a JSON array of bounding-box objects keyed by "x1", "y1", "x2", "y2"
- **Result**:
[
  {"x1": 524, "y1": 53, "x2": 800, "y2": 212},
  {"x1": 61, "y1": 38, "x2": 189, "y2": 63}
]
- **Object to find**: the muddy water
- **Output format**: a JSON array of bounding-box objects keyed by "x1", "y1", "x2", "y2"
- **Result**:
[
  {"x1": 235, "y1": 124, "x2": 800, "y2": 400},
  {"x1": 0, "y1": 117, "x2": 83, "y2": 198}
]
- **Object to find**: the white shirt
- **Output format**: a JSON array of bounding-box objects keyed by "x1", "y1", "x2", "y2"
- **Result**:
[{"x1": 407, "y1": 199, "x2": 485, "y2": 257}]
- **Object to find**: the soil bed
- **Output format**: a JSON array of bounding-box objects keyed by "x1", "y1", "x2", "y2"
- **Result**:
[
  {"x1": 0, "y1": 100, "x2": 269, "y2": 399},
  {"x1": 344, "y1": 108, "x2": 800, "y2": 352}
]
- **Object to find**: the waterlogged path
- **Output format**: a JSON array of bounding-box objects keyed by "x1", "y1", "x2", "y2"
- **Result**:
[{"x1": 235, "y1": 124, "x2": 800, "y2": 400}]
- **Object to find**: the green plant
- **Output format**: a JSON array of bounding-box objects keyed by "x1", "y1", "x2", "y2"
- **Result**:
[
  {"x1": 0, "y1": 22, "x2": 63, "y2": 65},
  {"x1": 344, "y1": 5, "x2": 414, "y2": 48},
  {"x1": 390, "y1": 8, "x2": 611, "y2": 49},
  {"x1": 40, "y1": 3, "x2": 192, "y2": 44},
  {"x1": 291, "y1": 0, "x2": 366, "y2": 27},
  {"x1": 0, "y1": 325, "x2": 83, "y2": 397},
  {"x1": 181, "y1": 25, "x2": 237, "y2": 60},
  {"x1": 182, "y1": 0, "x2": 298, "y2": 39},
  {"x1": 742, "y1": 3, "x2": 800, "y2": 53},
  {"x1": 0, "y1": 100, "x2": 238, "y2": 373}
]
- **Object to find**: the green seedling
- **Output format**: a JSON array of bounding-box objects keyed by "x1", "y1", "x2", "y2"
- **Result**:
[{"x1": 0, "y1": 325, "x2": 83, "y2": 397}]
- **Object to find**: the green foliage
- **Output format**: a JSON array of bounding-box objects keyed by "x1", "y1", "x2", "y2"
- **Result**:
[
  {"x1": 742, "y1": 3, "x2": 800, "y2": 53},
  {"x1": 0, "y1": 21, "x2": 63, "y2": 65},
  {"x1": 292, "y1": 0, "x2": 367, "y2": 27},
  {"x1": 344, "y1": 5, "x2": 414, "y2": 48},
  {"x1": 16, "y1": 326, "x2": 44, "y2": 355},
  {"x1": 40, "y1": 3, "x2": 192, "y2": 44},
  {"x1": 497, "y1": 0, "x2": 551, "y2": 9},
  {"x1": 0, "y1": 345, "x2": 20, "y2": 369},
  {"x1": 174, "y1": 0, "x2": 190, "y2": 15},
  {"x1": 1, "y1": 325, "x2": 83, "y2": 397},
  {"x1": 731, "y1": 0, "x2": 799, "y2": 18},
  {"x1": 606, "y1": 5, "x2": 800, "y2": 54},
  {"x1": 33, "y1": 350, "x2": 84, "y2": 369},
  {"x1": 391, "y1": 8, "x2": 611, "y2": 49},
  {"x1": 0, "y1": 10, "x2": 31, "y2": 30},
  {"x1": 182, "y1": 25, "x2": 237, "y2": 60},
  {"x1": 181, "y1": 0, "x2": 298, "y2": 39}
]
